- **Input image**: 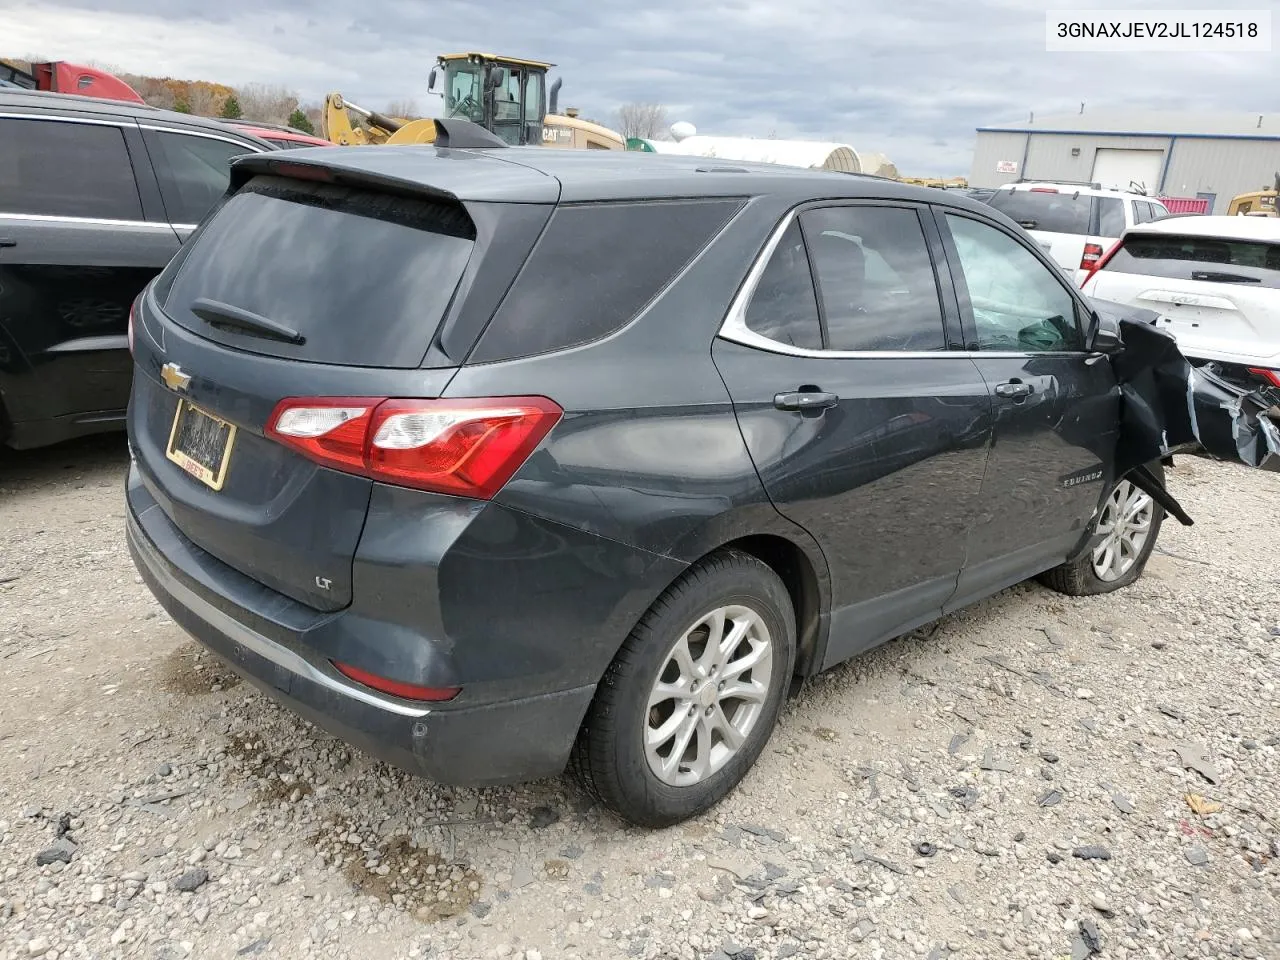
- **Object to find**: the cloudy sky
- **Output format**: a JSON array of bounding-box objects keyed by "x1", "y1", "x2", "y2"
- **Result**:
[{"x1": 2, "y1": 0, "x2": 1275, "y2": 174}]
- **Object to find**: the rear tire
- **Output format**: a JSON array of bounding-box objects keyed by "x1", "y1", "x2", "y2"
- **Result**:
[
  {"x1": 572, "y1": 550, "x2": 795, "y2": 828},
  {"x1": 1038, "y1": 466, "x2": 1165, "y2": 596}
]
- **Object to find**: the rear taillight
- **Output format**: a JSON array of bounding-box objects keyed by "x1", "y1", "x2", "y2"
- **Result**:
[
  {"x1": 1080, "y1": 239, "x2": 1122, "y2": 288},
  {"x1": 1247, "y1": 367, "x2": 1280, "y2": 388},
  {"x1": 1079, "y1": 242, "x2": 1105, "y2": 272},
  {"x1": 265, "y1": 396, "x2": 562, "y2": 500},
  {"x1": 331, "y1": 660, "x2": 460, "y2": 702}
]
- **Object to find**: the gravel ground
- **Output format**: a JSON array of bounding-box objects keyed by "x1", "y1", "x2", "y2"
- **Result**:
[{"x1": 1, "y1": 436, "x2": 1277, "y2": 960}]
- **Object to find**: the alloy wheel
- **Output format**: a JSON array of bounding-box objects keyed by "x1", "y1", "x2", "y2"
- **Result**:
[
  {"x1": 1091, "y1": 479, "x2": 1155, "y2": 582},
  {"x1": 644, "y1": 604, "x2": 774, "y2": 787}
]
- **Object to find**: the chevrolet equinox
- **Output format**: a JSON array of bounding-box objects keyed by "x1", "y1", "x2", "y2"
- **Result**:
[{"x1": 126, "y1": 136, "x2": 1171, "y2": 827}]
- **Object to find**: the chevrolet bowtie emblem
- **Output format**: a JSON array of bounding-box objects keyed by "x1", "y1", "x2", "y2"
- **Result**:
[{"x1": 160, "y1": 362, "x2": 192, "y2": 392}]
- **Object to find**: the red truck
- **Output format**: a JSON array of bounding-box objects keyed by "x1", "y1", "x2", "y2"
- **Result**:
[{"x1": 0, "y1": 59, "x2": 146, "y2": 103}]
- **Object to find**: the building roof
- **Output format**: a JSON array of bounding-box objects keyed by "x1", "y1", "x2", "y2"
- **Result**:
[
  {"x1": 1131, "y1": 214, "x2": 1280, "y2": 240},
  {"x1": 978, "y1": 110, "x2": 1280, "y2": 140}
]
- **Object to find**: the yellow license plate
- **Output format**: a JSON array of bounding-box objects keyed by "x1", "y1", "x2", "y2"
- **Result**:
[{"x1": 165, "y1": 399, "x2": 236, "y2": 491}]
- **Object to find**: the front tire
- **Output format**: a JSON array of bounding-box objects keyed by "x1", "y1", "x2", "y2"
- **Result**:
[
  {"x1": 1038, "y1": 468, "x2": 1165, "y2": 596},
  {"x1": 572, "y1": 550, "x2": 796, "y2": 828}
]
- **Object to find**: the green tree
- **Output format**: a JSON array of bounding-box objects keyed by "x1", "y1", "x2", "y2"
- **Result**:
[
  {"x1": 173, "y1": 98, "x2": 192, "y2": 114},
  {"x1": 220, "y1": 95, "x2": 242, "y2": 120},
  {"x1": 287, "y1": 108, "x2": 314, "y2": 135}
]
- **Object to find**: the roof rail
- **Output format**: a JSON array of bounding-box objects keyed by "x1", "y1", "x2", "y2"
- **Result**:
[{"x1": 1013, "y1": 177, "x2": 1102, "y2": 189}]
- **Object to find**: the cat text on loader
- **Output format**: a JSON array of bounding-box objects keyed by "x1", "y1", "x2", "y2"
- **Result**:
[{"x1": 427, "y1": 52, "x2": 624, "y2": 150}]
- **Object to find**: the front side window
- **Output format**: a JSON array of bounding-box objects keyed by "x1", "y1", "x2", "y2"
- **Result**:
[
  {"x1": 743, "y1": 221, "x2": 823, "y2": 350},
  {"x1": 801, "y1": 206, "x2": 946, "y2": 351},
  {"x1": 148, "y1": 132, "x2": 254, "y2": 225},
  {"x1": 946, "y1": 214, "x2": 1084, "y2": 352},
  {"x1": 0, "y1": 117, "x2": 141, "y2": 220}
]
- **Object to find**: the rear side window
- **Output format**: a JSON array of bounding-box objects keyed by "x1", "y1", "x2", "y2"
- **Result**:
[
  {"x1": 1097, "y1": 197, "x2": 1126, "y2": 237},
  {"x1": 1103, "y1": 233, "x2": 1280, "y2": 289},
  {"x1": 469, "y1": 198, "x2": 743, "y2": 362},
  {"x1": 988, "y1": 188, "x2": 1090, "y2": 235},
  {"x1": 801, "y1": 206, "x2": 945, "y2": 351},
  {"x1": 146, "y1": 131, "x2": 256, "y2": 225},
  {"x1": 0, "y1": 117, "x2": 142, "y2": 220},
  {"x1": 743, "y1": 221, "x2": 823, "y2": 350},
  {"x1": 161, "y1": 176, "x2": 476, "y2": 367}
]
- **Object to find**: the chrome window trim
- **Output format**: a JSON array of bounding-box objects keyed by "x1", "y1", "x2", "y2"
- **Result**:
[
  {"x1": 716, "y1": 209, "x2": 1095, "y2": 362},
  {"x1": 137, "y1": 124, "x2": 268, "y2": 152},
  {"x1": 0, "y1": 111, "x2": 128, "y2": 127},
  {"x1": 0, "y1": 212, "x2": 173, "y2": 229}
]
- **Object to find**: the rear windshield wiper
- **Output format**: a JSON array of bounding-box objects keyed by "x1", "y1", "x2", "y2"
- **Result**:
[
  {"x1": 1189, "y1": 271, "x2": 1261, "y2": 284},
  {"x1": 189, "y1": 298, "x2": 306, "y2": 344}
]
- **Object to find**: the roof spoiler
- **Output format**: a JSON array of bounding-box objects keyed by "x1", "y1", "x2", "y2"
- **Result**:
[{"x1": 432, "y1": 118, "x2": 509, "y2": 149}]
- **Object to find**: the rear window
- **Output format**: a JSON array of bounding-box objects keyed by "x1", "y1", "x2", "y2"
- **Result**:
[
  {"x1": 1103, "y1": 233, "x2": 1280, "y2": 289},
  {"x1": 468, "y1": 198, "x2": 745, "y2": 363},
  {"x1": 988, "y1": 188, "x2": 1091, "y2": 235},
  {"x1": 161, "y1": 176, "x2": 475, "y2": 367}
]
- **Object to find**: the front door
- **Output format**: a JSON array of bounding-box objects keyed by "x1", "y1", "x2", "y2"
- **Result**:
[
  {"x1": 935, "y1": 209, "x2": 1120, "y2": 609},
  {"x1": 713, "y1": 202, "x2": 992, "y2": 668}
]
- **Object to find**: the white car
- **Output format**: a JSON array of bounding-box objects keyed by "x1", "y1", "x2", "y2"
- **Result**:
[
  {"x1": 987, "y1": 182, "x2": 1171, "y2": 286},
  {"x1": 1081, "y1": 215, "x2": 1280, "y2": 396}
]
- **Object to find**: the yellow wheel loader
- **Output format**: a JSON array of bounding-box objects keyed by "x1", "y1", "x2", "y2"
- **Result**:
[
  {"x1": 322, "y1": 52, "x2": 624, "y2": 150},
  {"x1": 1227, "y1": 173, "x2": 1279, "y2": 217}
]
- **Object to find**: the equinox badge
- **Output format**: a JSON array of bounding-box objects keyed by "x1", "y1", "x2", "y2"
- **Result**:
[{"x1": 160, "y1": 362, "x2": 191, "y2": 392}]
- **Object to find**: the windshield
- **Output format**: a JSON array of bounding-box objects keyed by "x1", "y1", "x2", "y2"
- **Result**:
[{"x1": 443, "y1": 61, "x2": 484, "y2": 123}]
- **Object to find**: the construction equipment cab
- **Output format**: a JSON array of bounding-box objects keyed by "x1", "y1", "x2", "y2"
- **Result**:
[
  {"x1": 1228, "y1": 173, "x2": 1279, "y2": 217},
  {"x1": 429, "y1": 52, "x2": 623, "y2": 150}
]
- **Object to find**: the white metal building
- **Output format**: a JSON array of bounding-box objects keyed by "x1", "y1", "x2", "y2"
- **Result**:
[{"x1": 969, "y1": 110, "x2": 1280, "y2": 214}]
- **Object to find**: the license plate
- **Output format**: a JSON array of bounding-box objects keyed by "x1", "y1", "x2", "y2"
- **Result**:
[{"x1": 165, "y1": 399, "x2": 236, "y2": 491}]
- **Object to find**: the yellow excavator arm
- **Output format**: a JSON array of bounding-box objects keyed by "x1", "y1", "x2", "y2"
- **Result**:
[{"x1": 321, "y1": 93, "x2": 439, "y2": 146}]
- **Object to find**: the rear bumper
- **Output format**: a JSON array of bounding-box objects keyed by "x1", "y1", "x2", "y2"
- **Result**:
[{"x1": 126, "y1": 469, "x2": 600, "y2": 787}]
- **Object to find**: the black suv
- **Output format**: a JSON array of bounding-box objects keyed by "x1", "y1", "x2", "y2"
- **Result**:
[
  {"x1": 0, "y1": 90, "x2": 272, "y2": 449},
  {"x1": 127, "y1": 142, "x2": 1184, "y2": 827}
]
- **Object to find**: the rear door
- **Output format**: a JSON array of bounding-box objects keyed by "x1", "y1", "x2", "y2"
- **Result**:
[
  {"x1": 1084, "y1": 230, "x2": 1280, "y2": 364},
  {"x1": 129, "y1": 173, "x2": 480, "y2": 611},
  {"x1": 935, "y1": 208, "x2": 1120, "y2": 607},
  {"x1": 713, "y1": 202, "x2": 992, "y2": 667},
  {"x1": 0, "y1": 113, "x2": 179, "y2": 434}
]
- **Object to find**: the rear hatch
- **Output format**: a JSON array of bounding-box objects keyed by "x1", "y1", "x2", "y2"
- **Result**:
[
  {"x1": 1085, "y1": 229, "x2": 1280, "y2": 365},
  {"x1": 129, "y1": 168, "x2": 500, "y2": 611},
  {"x1": 988, "y1": 187, "x2": 1098, "y2": 279}
]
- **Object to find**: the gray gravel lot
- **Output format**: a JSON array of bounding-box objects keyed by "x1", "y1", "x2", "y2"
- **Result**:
[{"x1": 1, "y1": 437, "x2": 1277, "y2": 960}]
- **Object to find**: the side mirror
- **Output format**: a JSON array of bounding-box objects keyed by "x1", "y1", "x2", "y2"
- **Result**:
[
  {"x1": 1086, "y1": 309, "x2": 1124, "y2": 355},
  {"x1": 427, "y1": 66, "x2": 438, "y2": 94}
]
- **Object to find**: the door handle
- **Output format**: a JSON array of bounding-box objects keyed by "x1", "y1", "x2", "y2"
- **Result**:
[
  {"x1": 774, "y1": 390, "x2": 839, "y2": 412},
  {"x1": 0, "y1": 239, "x2": 16, "y2": 248},
  {"x1": 994, "y1": 381, "x2": 1034, "y2": 399}
]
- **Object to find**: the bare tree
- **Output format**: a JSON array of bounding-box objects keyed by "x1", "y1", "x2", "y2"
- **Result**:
[
  {"x1": 385, "y1": 98, "x2": 422, "y2": 120},
  {"x1": 614, "y1": 103, "x2": 668, "y2": 140},
  {"x1": 236, "y1": 83, "x2": 300, "y2": 126}
]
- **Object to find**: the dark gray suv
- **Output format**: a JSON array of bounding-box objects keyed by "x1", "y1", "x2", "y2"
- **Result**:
[
  {"x1": 125, "y1": 140, "x2": 1218, "y2": 826},
  {"x1": 0, "y1": 90, "x2": 271, "y2": 449}
]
